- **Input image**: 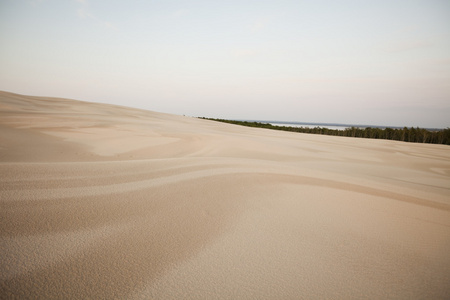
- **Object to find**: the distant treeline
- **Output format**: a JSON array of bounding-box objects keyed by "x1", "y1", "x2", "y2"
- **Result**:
[{"x1": 200, "y1": 118, "x2": 450, "y2": 145}]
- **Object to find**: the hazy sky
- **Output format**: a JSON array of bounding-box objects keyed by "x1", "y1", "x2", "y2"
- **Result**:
[{"x1": 1, "y1": 0, "x2": 449, "y2": 128}]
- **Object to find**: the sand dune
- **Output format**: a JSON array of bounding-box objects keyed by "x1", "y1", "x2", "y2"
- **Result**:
[{"x1": 1, "y1": 90, "x2": 449, "y2": 299}]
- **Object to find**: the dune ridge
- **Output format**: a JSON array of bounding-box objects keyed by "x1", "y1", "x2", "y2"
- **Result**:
[{"x1": 1, "y1": 90, "x2": 449, "y2": 299}]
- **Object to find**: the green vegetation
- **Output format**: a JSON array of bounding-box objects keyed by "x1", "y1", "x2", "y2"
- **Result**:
[{"x1": 200, "y1": 118, "x2": 450, "y2": 145}]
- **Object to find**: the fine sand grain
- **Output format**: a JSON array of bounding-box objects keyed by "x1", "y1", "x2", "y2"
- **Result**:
[{"x1": 1, "y1": 90, "x2": 449, "y2": 299}]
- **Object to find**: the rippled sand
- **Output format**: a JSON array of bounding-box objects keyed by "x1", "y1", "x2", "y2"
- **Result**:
[{"x1": 1, "y1": 90, "x2": 449, "y2": 299}]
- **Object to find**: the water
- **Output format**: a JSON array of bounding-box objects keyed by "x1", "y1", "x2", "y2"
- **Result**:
[
  {"x1": 268, "y1": 122, "x2": 351, "y2": 130},
  {"x1": 248, "y1": 120, "x2": 372, "y2": 130}
]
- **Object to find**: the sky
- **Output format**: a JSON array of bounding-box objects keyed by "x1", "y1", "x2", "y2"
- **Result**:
[{"x1": 1, "y1": 0, "x2": 450, "y2": 128}]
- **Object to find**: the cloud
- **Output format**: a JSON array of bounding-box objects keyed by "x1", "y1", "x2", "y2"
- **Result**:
[
  {"x1": 77, "y1": 7, "x2": 91, "y2": 19},
  {"x1": 392, "y1": 25, "x2": 418, "y2": 36},
  {"x1": 172, "y1": 9, "x2": 189, "y2": 18},
  {"x1": 386, "y1": 39, "x2": 433, "y2": 53},
  {"x1": 75, "y1": 0, "x2": 92, "y2": 18},
  {"x1": 103, "y1": 21, "x2": 116, "y2": 30},
  {"x1": 74, "y1": 0, "x2": 116, "y2": 30},
  {"x1": 249, "y1": 18, "x2": 269, "y2": 33},
  {"x1": 29, "y1": 0, "x2": 48, "y2": 7},
  {"x1": 232, "y1": 49, "x2": 258, "y2": 57}
]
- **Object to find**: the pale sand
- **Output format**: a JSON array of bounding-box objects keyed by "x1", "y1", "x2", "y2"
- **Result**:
[{"x1": 1, "y1": 90, "x2": 449, "y2": 299}]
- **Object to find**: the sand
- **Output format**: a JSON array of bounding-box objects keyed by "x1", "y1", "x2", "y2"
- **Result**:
[{"x1": 1, "y1": 90, "x2": 449, "y2": 299}]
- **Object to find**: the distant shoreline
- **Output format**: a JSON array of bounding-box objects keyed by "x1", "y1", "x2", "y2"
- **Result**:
[
  {"x1": 201, "y1": 118, "x2": 450, "y2": 145},
  {"x1": 238, "y1": 120, "x2": 445, "y2": 131}
]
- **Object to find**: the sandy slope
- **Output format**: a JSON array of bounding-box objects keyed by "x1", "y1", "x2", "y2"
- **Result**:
[{"x1": 1, "y1": 90, "x2": 449, "y2": 299}]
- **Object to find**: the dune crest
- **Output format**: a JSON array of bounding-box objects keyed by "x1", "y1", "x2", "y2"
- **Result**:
[{"x1": 1, "y1": 91, "x2": 449, "y2": 299}]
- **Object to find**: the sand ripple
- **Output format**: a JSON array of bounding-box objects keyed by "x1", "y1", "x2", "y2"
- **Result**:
[{"x1": 1, "y1": 91, "x2": 450, "y2": 299}]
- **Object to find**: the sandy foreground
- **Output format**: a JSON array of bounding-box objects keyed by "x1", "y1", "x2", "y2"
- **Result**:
[{"x1": 1, "y1": 90, "x2": 449, "y2": 299}]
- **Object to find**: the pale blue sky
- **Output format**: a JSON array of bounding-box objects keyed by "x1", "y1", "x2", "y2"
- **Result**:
[{"x1": 1, "y1": 0, "x2": 449, "y2": 128}]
